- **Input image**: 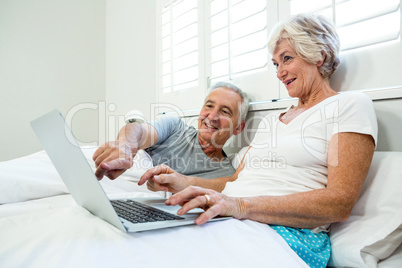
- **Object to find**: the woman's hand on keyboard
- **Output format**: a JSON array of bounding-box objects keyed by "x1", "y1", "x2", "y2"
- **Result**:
[{"x1": 166, "y1": 186, "x2": 247, "y2": 225}]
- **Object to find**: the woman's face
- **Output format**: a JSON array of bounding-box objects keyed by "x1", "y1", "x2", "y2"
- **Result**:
[{"x1": 272, "y1": 40, "x2": 323, "y2": 99}]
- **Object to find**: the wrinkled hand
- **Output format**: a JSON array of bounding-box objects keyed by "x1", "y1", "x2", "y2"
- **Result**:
[
  {"x1": 93, "y1": 141, "x2": 136, "y2": 180},
  {"x1": 138, "y1": 164, "x2": 190, "y2": 193},
  {"x1": 166, "y1": 186, "x2": 246, "y2": 225}
]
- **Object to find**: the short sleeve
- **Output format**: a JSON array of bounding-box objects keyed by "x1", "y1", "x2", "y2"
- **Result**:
[
  {"x1": 147, "y1": 116, "x2": 182, "y2": 145},
  {"x1": 336, "y1": 92, "x2": 378, "y2": 146}
]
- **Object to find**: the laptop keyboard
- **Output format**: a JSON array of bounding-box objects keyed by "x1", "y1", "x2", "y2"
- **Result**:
[{"x1": 111, "y1": 200, "x2": 184, "y2": 224}]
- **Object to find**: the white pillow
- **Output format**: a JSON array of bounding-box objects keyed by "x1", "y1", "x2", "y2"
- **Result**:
[
  {"x1": 0, "y1": 147, "x2": 154, "y2": 204},
  {"x1": 328, "y1": 151, "x2": 402, "y2": 267},
  {"x1": 230, "y1": 146, "x2": 250, "y2": 169}
]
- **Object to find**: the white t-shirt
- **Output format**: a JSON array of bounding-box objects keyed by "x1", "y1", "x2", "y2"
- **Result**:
[{"x1": 223, "y1": 92, "x2": 378, "y2": 198}]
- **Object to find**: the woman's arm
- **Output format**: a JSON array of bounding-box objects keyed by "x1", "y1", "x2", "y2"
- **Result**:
[{"x1": 168, "y1": 132, "x2": 375, "y2": 228}]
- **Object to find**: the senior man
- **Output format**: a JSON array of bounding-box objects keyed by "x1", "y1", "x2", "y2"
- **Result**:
[{"x1": 93, "y1": 82, "x2": 249, "y2": 181}]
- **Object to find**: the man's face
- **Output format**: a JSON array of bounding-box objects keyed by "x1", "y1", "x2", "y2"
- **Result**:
[{"x1": 198, "y1": 87, "x2": 243, "y2": 148}]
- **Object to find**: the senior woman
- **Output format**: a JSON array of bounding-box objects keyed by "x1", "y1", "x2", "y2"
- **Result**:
[{"x1": 139, "y1": 14, "x2": 377, "y2": 267}]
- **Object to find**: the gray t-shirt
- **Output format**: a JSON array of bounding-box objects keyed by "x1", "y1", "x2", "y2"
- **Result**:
[{"x1": 145, "y1": 116, "x2": 235, "y2": 179}]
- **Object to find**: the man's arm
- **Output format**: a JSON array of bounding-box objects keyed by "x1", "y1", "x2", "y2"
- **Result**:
[
  {"x1": 186, "y1": 163, "x2": 243, "y2": 192},
  {"x1": 116, "y1": 122, "x2": 158, "y2": 150},
  {"x1": 139, "y1": 146, "x2": 250, "y2": 193},
  {"x1": 93, "y1": 122, "x2": 158, "y2": 180}
]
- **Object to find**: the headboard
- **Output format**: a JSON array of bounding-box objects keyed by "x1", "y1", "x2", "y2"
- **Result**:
[{"x1": 178, "y1": 87, "x2": 402, "y2": 155}]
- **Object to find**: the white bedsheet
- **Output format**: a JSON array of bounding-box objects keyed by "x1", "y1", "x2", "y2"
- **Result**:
[{"x1": 0, "y1": 148, "x2": 308, "y2": 268}]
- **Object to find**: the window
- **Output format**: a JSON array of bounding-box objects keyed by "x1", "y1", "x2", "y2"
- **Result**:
[
  {"x1": 157, "y1": 0, "x2": 402, "y2": 111},
  {"x1": 206, "y1": 0, "x2": 279, "y2": 102},
  {"x1": 289, "y1": 0, "x2": 401, "y2": 51},
  {"x1": 160, "y1": 0, "x2": 199, "y2": 93},
  {"x1": 208, "y1": 0, "x2": 269, "y2": 83},
  {"x1": 156, "y1": 0, "x2": 206, "y2": 111}
]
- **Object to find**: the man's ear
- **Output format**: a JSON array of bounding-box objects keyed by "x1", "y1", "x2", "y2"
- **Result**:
[{"x1": 234, "y1": 121, "x2": 245, "y2": 136}]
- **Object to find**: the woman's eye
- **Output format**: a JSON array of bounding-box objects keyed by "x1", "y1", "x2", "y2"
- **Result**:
[{"x1": 284, "y1": 56, "x2": 292, "y2": 62}]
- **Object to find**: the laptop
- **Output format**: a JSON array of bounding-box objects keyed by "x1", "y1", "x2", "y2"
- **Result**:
[{"x1": 31, "y1": 109, "x2": 229, "y2": 232}]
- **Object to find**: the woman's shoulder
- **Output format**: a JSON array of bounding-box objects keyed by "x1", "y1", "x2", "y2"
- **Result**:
[
  {"x1": 336, "y1": 91, "x2": 372, "y2": 103},
  {"x1": 335, "y1": 91, "x2": 377, "y2": 126},
  {"x1": 327, "y1": 91, "x2": 374, "y2": 111}
]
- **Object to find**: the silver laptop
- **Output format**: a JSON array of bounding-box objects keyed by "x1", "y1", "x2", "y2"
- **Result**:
[{"x1": 31, "y1": 110, "x2": 229, "y2": 232}]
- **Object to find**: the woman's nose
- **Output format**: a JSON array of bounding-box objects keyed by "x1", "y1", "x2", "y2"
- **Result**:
[{"x1": 276, "y1": 64, "x2": 286, "y2": 80}]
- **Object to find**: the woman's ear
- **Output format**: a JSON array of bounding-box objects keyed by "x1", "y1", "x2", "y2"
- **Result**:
[{"x1": 317, "y1": 51, "x2": 326, "y2": 67}]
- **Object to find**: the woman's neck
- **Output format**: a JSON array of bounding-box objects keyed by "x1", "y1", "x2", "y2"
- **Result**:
[{"x1": 297, "y1": 80, "x2": 337, "y2": 109}]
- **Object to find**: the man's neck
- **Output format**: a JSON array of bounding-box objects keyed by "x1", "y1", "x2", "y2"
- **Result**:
[
  {"x1": 198, "y1": 136, "x2": 225, "y2": 161},
  {"x1": 202, "y1": 147, "x2": 225, "y2": 161}
]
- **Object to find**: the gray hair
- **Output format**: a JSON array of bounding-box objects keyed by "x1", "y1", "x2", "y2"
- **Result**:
[
  {"x1": 207, "y1": 81, "x2": 249, "y2": 123},
  {"x1": 268, "y1": 13, "x2": 340, "y2": 79}
]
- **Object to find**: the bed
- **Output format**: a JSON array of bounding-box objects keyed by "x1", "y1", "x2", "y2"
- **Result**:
[{"x1": 1, "y1": 91, "x2": 401, "y2": 267}]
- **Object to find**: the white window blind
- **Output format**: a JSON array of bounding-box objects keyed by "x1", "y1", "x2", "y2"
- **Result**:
[
  {"x1": 156, "y1": 0, "x2": 402, "y2": 111},
  {"x1": 289, "y1": 0, "x2": 401, "y2": 51},
  {"x1": 160, "y1": 0, "x2": 199, "y2": 93},
  {"x1": 209, "y1": 0, "x2": 269, "y2": 84}
]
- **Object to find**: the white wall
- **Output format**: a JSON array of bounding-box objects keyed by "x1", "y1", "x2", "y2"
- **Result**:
[
  {"x1": 0, "y1": 0, "x2": 106, "y2": 161},
  {"x1": 105, "y1": 0, "x2": 157, "y2": 140},
  {"x1": 0, "y1": 0, "x2": 158, "y2": 161}
]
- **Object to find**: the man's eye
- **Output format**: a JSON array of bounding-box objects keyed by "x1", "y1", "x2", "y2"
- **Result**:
[{"x1": 222, "y1": 109, "x2": 230, "y2": 115}]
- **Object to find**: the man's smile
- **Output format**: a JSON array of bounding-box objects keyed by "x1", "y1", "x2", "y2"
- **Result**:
[{"x1": 204, "y1": 121, "x2": 219, "y2": 130}]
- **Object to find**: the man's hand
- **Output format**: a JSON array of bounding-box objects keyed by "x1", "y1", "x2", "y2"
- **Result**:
[
  {"x1": 93, "y1": 141, "x2": 137, "y2": 180},
  {"x1": 138, "y1": 164, "x2": 191, "y2": 193}
]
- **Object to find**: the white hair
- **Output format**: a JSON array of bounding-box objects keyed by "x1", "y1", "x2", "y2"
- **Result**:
[{"x1": 268, "y1": 13, "x2": 340, "y2": 79}]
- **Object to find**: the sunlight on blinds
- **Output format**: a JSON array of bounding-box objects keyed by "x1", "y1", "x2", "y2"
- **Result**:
[
  {"x1": 209, "y1": 0, "x2": 268, "y2": 82},
  {"x1": 336, "y1": 0, "x2": 400, "y2": 50},
  {"x1": 290, "y1": 0, "x2": 332, "y2": 17},
  {"x1": 161, "y1": 0, "x2": 199, "y2": 93},
  {"x1": 290, "y1": 0, "x2": 401, "y2": 51}
]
